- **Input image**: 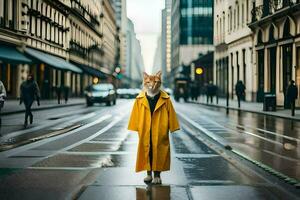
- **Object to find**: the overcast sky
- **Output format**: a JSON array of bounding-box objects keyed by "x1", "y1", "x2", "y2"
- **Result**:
[{"x1": 127, "y1": 0, "x2": 164, "y2": 73}]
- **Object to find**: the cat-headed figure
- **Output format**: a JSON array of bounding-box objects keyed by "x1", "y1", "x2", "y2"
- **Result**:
[
  {"x1": 128, "y1": 70, "x2": 180, "y2": 185},
  {"x1": 143, "y1": 71, "x2": 162, "y2": 97}
]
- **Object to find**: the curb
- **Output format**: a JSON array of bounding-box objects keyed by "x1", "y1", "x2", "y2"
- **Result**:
[
  {"x1": 178, "y1": 112, "x2": 300, "y2": 190},
  {"x1": 190, "y1": 101, "x2": 300, "y2": 122},
  {"x1": 1, "y1": 102, "x2": 85, "y2": 116}
]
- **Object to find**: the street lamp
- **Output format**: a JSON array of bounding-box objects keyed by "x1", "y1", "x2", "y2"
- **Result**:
[{"x1": 93, "y1": 77, "x2": 99, "y2": 84}]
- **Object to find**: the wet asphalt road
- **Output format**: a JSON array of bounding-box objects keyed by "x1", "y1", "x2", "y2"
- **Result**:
[{"x1": 0, "y1": 99, "x2": 299, "y2": 200}]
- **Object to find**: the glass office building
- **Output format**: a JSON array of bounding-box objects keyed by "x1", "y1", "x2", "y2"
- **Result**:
[
  {"x1": 179, "y1": 0, "x2": 213, "y2": 45},
  {"x1": 171, "y1": 0, "x2": 214, "y2": 71}
]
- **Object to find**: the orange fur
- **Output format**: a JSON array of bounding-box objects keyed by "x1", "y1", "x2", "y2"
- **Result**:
[{"x1": 143, "y1": 71, "x2": 162, "y2": 97}]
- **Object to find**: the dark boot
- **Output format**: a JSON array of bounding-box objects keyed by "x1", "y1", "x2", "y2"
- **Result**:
[
  {"x1": 30, "y1": 114, "x2": 33, "y2": 124},
  {"x1": 24, "y1": 114, "x2": 28, "y2": 128},
  {"x1": 24, "y1": 120, "x2": 28, "y2": 128}
]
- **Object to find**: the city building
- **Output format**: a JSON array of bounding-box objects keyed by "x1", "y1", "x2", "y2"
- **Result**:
[
  {"x1": 249, "y1": 0, "x2": 300, "y2": 107},
  {"x1": 102, "y1": 0, "x2": 118, "y2": 74},
  {"x1": 0, "y1": 0, "x2": 118, "y2": 99},
  {"x1": 170, "y1": 0, "x2": 214, "y2": 86},
  {"x1": 112, "y1": 0, "x2": 127, "y2": 76},
  {"x1": 126, "y1": 18, "x2": 144, "y2": 87},
  {"x1": 152, "y1": 36, "x2": 162, "y2": 74},
  {"x1": 214, "y1": 0, "x2": 254, "y2": 100},
  {"x1": 161, "y1": 0, "x2": 172, "y2": 85},
  {"x1": 171, "y1": 0, "x2": 214, "y2": 68},
  {"x1": 0, "y1": 0, "x2": 80, "y2": 98},
  {"x1": 68, "y1": 0, "x2": 105, "y2": 96}
]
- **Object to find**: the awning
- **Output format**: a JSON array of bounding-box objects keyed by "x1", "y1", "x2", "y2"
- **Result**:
[
  {"x1": 0, "y1": 45, "x2": 32, "y2": 64},
  {"x1": 79, "y1": 64, "x2": 107, "y2": 79},
  {"x1": 25, "y1": 48, "x2": 82, "y2": 73}
]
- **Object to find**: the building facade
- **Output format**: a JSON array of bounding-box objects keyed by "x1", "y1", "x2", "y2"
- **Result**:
[
  {"x1": 112, "y1": 0, "x2": 127, "y2": 75},
  {"x1": 152, "y1": 36, "x2": 162, "y2": 74},
  {"x1": 126, "y1": 18, "x2": 144, "y2": 87},
  {"x1": 0, "y1": 0, "x2": 118, "y2": 99},
  {"x1": 102, "y1": 0, "x2": 117, "y2": 73},
  {"x1": 68, "y1": 0, "x2": 104, "y2": 96},
  {"x1": 249, "y1": 0, "x2": 300, "y2": 107},
  {"x1": 161, "y1": 0, "x2": 172, "y2": 85},
  {"x1": 171, "y1": 0, "x2": 214, "y2": 69},
  {"x1": 170, "y1": 0, "x2": 214, "y2": 88},
  {"x1": 214, "y1": 0, "x2": 254, "y2": 100}
]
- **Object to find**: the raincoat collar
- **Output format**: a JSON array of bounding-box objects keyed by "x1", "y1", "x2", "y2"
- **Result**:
[
  {"x1": 136, "y1": 90, "x2": 169, "y2": 99},
  {"x1": 137, "y1": 90, "x2": 169, "y2": 112}
]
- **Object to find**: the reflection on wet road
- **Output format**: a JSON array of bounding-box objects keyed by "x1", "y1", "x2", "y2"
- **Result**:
[
  {"x1": 175, "y1": 102, "x2": 300, "y2": 182},
  {"x1": 0, "y1": 99, "x2": 299, "y2": 199}
]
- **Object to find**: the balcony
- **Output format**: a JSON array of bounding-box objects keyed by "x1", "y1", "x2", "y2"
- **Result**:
[
  {"x1": 251, "y1": 0, "x2": 299, "y2": 22},
  {"x1": 69, "y1": 40, "x2": 88, "y2": 58},
  {"x1": 70, "y1": 0, "x2": 100, "y2": 28}
]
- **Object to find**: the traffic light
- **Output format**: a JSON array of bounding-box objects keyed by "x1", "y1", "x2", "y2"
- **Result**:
[
  {"x1": 196, "y1": 67, "x2": 203, "y2": 75},
  {"x1": 115, "y1": 66, "x2": 123, "y2": 79}
]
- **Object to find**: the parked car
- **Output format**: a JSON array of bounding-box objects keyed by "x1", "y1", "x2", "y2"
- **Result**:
[
  {"x1": 117, "y1": 88, "x2": 130, "y2": 99},
  {"x1": 117, "y1": 88, "x2": 141, "y2": 99},
  {"x1": 84, "y1": 83, "x2": 116, "y2": 106}
]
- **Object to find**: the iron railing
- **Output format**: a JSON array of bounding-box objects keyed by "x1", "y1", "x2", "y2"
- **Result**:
[{"x1": 251, "y1": 0, "x2": 299, "y2": 22}]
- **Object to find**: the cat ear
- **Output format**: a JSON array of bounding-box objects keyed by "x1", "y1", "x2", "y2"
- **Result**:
[
  {"x1": 155, "y1": 71, "x2": 162, "y2": 77},
  {"x1": 143, "y1": 72, "x2": 149, "y2": 78}
]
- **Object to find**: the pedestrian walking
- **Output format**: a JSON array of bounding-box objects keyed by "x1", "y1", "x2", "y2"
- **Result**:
[
  {"x1": 20, "y1": 74, "x2": 40, "y2": 128},
  {"x1": 235, "y1": 80, "x2": 246, "y2": 108},
  {"x1": 190, "y1": 83, "x2": 199, "y2": 101},
  {"x1": 0, "y1": 80, "x2": 7, "y2": 126},
  {"x1": 56, "y1": 85, "x2": 62, "y2": 104},
  {"x1": 64, "y1": 86, "x2": 69, "y2": 104},
  {"x1": 286, "y1": 80, "x2": 298, "y2": 116},
  {"x1": 206, "y1": 81, "x2": 215, "y2": 104},
  {"x1": 128, "y1": 71, "x2": 180, "y2": 185}
]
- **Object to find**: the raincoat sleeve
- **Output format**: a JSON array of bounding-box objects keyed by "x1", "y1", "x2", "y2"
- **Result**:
[
  {"x1": 168, "y1": 99, "x2": 180, "y2": 133},
  {"x1": 128, "y1": 99, "x2": 139, "y2": 132}
]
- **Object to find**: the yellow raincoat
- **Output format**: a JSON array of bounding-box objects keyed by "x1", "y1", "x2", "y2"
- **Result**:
[{"x1": 128, "y1": 90, "x2": 180, "y2": 172}]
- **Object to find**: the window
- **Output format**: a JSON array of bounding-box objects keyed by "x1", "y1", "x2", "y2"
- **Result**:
[
  {"x1": 236, "y1": 51, "x2": 239, "y2": 81},
  {"x1": 36, "y1": 1, "x2": 41, "y2": 37},
  {"x1": 223, "y1": 15, "x2": 225, "y2": 38},
  {"x1": 242, "y1": 4, "x2": 244, "y2": 26},
  {"x1": 228, "y1": 13, "x2": 230, "y2": 32},
  {"x1": 283, "y1": 18, "x2": 291, "y2": 38},
  {"x1": 246, "y1": 0, "x2": 249, "y2": 22},
  {"x1": 234, "y1": 9, "x2": 236, "y2": 29},
  {"x1": 257, "y1": 29, "x2": 263, "y2": 44},
  {"x1": 237, "y1": 4, "x2": 239, "y2": 28},
  {"x1": 269, "y1": 25, "x2": 275, "y2": 42}
]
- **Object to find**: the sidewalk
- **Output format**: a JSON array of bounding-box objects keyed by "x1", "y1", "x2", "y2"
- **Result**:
[
  {"x1": 1, "y1": 98, "x2": 85, "y2": 115},
  {"x1": 193, "y1": 96, "x2": 300, "y2": 121}
]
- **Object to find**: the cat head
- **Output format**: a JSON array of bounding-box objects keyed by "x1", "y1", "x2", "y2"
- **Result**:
[{"x1": 143, "y1": 71, "x2": 162, "y2": 96}]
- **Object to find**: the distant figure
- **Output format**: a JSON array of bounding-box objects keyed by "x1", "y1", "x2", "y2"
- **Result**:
[
  {"x1": 235, "y1": 80, "x2": 246, "y2": 108},
  {"x1": 56, "y1": 85, "x2": 62, "y2": 104},
  {"x1": 0, "y1": 80, "x2": 7, "y2": 126},
  {"x1": 20, "y1": 74, "x2": 40, "y2": 128},
  {"x1": 64, "y1": 86, "x2": 69, "y2": 104},
  {"x1": 190, "y1": 83, "x2": 199, "y2": 101},
  {"x1": 286, "y1": 80, "x2": 298, "y2": 116},
  {"x1": 206, "y1": 81, "x2": 215, "y2": 104}
]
